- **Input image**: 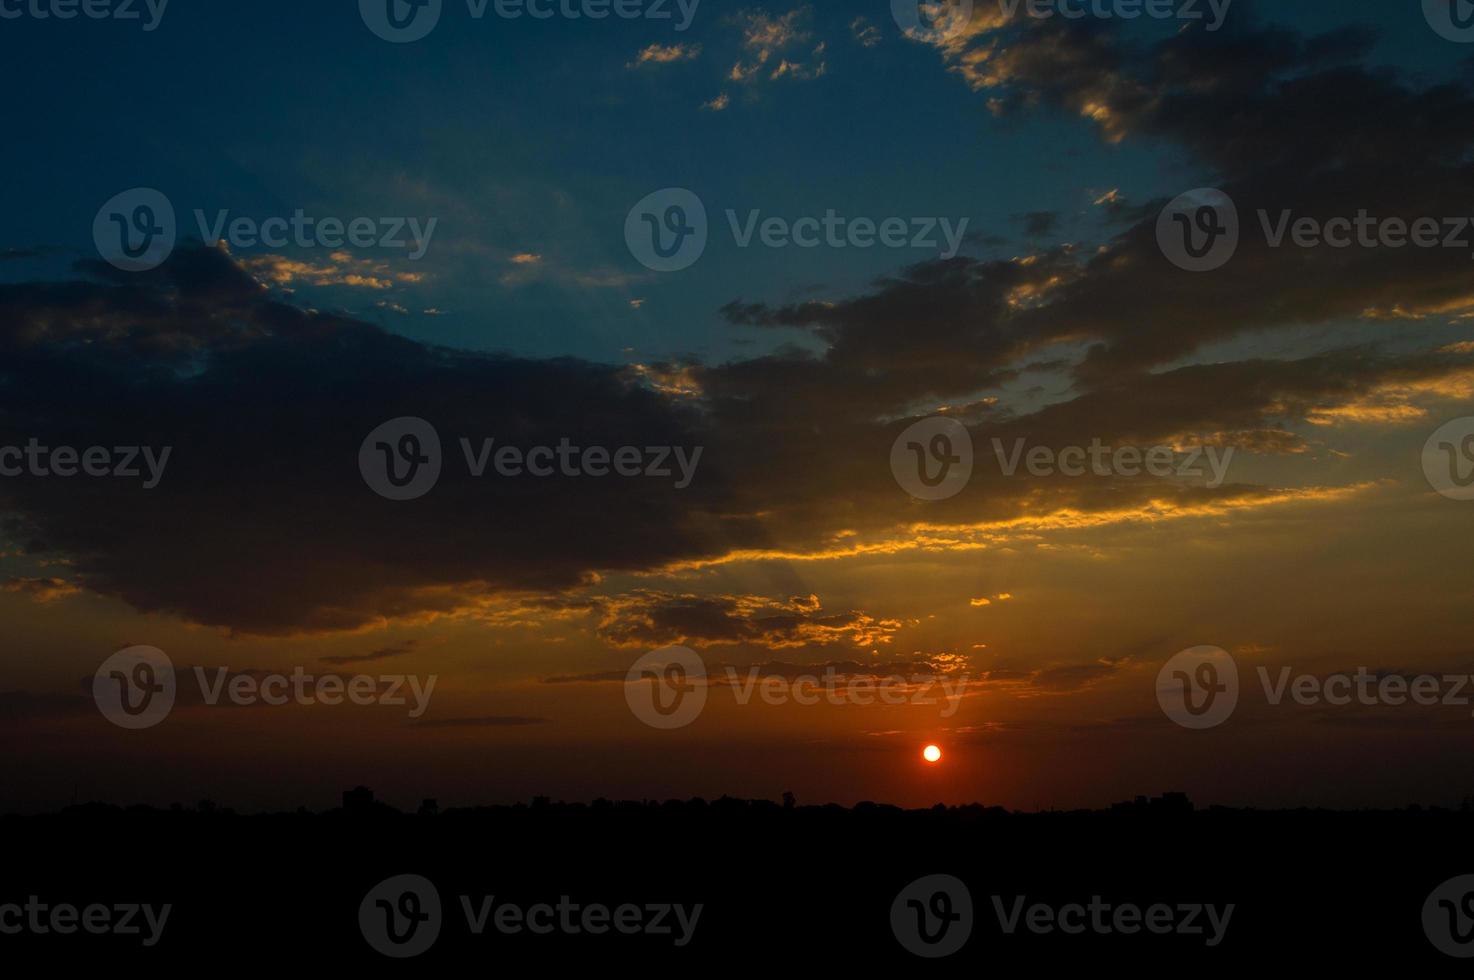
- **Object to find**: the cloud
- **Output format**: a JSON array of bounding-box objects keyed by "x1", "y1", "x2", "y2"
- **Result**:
[
  {"x1": 320, "y1": 640, "x2": 420, "y2": 666},
  {"x1": 850, "y1": 16, "x2": 881, "y2": 48},
  {"x1": 239, "y1": 250, "x2": 425, "y2": 291},
  {"x1": 627, "y1": 42, "x2": 702, "y2": 68},
  {"x1": 590, "y1": 591, "x2": 903, "y2": 650},
  {"x1": 0, "y1": 576, "x2": 81, "y2": 603},
  {"x1": 0, "y1": 690, "x2": 91, "y2": 721},
  {"x1": 1014, "y1": 211, "x2": 1058, "y2": 237},
  {"x1": 726, "y1": 7, "x2": 827, "y2": 89},
  {"x1": 545, "y1": 653, "x2": 964, "y2": 685},
  {"x1": 497, "y1": 251, "x2": 648, "y2": 290},
  {"x1": 5, "y1": 12, "x2": 1474, "y2": 636}
]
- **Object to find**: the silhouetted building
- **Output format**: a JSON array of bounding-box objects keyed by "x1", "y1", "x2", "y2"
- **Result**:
[
  {"x1": 343, "y1": 786, "x2": 375, "y2": 812},
  {"x1": 1111, "y1": 792, "x2": 1194, "y2": 814}
]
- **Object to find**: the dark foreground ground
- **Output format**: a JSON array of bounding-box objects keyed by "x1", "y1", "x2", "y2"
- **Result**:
[{"x1": 4, "y1": 792, "x2": 1472, "y2": 969}]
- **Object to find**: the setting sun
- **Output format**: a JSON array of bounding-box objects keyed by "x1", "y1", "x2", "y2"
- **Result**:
[{"x1": 922, "y1": 745, "x2": 942, "y2": 764}]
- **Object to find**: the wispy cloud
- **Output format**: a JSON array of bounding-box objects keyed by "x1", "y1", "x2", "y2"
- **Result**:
[{"x1": 627, "y1": 42, "x2": 702, "y2": 68}]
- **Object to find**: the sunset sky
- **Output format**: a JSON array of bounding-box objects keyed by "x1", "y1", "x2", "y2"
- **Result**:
[{"x1": 2, "y1": 0, "x2": 1473, "y2": 814}]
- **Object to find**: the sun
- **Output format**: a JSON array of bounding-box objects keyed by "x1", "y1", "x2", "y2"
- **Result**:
[{"x1": 922, "y1": 744, "x2": 942, "y2": 764}]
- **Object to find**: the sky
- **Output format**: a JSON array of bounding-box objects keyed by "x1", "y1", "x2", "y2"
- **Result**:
[{"x1": 2, "y1": 0, "x2": 1474, "y2": 813}]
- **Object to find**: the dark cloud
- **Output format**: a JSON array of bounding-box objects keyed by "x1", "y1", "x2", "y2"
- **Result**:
[
  {"x1": 3, "y1": 9, "x2": 1472, "y2": 637},
  {"x1": 321, "y1": 641, "x2": 419, "y2": 666},
  {"x1": 0, "y1": 576, "x2": 80, "y2": 602},
  {"x1": 1014, "y1": 211, "x2": 1059, "y2": 237},
  {"x1": 544, "y1": 654, "x2": 963, "y2": 685},
  {"x1": 409, "y1": 716, "x2": 548, "y2": 728},
  {"x1": 0, "y1": 247, "x2": 732, "y2": 634},
  {"x1": 590, "y1": 591, "x2": 903, "y2": 650},
  {"x1": 0, "y1": 690, "x2": 91, "y2": 721}
]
